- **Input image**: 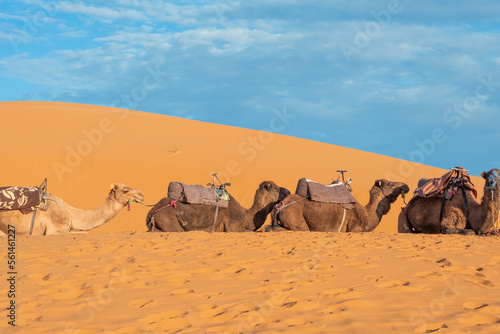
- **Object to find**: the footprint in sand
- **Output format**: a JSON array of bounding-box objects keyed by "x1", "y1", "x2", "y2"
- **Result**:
[
  {"x1": 458, "y1": 314, "x2": 500, "y2": 326},
  {"x1": 196, "y1": 303, "x2": 220, "y2": 318},
  {"x1": 463, "y1": 302, "x2": 489, "y2": 311},
  {"x1": 205, "y1": 325, "x2": 238, "y2": 333},
  {"x1": 128, "y1": 298, "x2": 156, "y2": 309},
  {"x1": 344, "y1": 261, "x2": 379, "y2": 269},
  {"x1": 321, "y1": 299, "x2": 371, "y2": 314},
  {"x1": 413, "y1": 323, "x2": 448, "y2": 333},
  {"x1": 363, "y1": 274, "x2": 383, "y2": 282},
  {"x1": 195, "y1": 302, "x2": 260, "y2": 326},
  {"x1": 412, "y1": 270, "x2": 448, "y2": 281},
  {"x1": 15, "y1": 312, "x2": 43, "y2": 326},
  {"x1": 283, "y1": 300, "x2": 320, "y2": 312},
  {"x1": 374, "y1": 280, "x2": 410, "y2": 288},
  {"x1": 320, "y1": 287, "x2": 363, "y2": 299},
  {"x1": 137, "y1": 310, "x2": 190, "y2": 332},
  {"x1": 434, "y1": 258, "x2": 452, "y2": 267},
  {"x1": 463, "y1": 275, "x2": 495, "y2": 288}
]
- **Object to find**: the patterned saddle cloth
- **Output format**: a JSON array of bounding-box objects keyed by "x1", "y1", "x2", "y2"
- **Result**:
[
  {"x1": 167, "y1": 182, "x2": 229, "y2": 208},
  {"x1": 0, "y1": 186, "x2": 46, "y2": 213},
  {"x1": 295, "y1": 178, "x2": 356, "y2": 209}
]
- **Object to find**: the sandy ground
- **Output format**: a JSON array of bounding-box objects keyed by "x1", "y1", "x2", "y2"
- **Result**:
[
  {"x1": 1, "y1": 231, "x2": 499, "y2": 333},
  {"x1": 1, "y1": 102, "x2": 498, "y2": 333}
]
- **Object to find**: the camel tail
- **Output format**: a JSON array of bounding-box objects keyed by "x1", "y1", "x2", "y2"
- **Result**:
[{"x1": 398, "y1": 206, "x2": 413, "y2": 233}]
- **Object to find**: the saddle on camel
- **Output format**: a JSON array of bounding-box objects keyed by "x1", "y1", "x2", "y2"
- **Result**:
[
  {"x1": 414, "y1": 166, "x2": 477, "y2": 224},
  {"x1": 149, "y1": 174, "x2": 231, "y2": 232},
  {"x1": 167, "y1": 177, "x2": 230, "y2": 208},
  {"x1": 0, "y1": 178, "x2": 49, "y2": 235},
  {"x1": 272, "y1": 174, "x2": 356, "y2": 232}
]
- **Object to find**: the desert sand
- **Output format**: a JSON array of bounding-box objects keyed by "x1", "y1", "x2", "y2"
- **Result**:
[
  {"x1": 1, "y1": 101, "x2": 498, "y2": 333},
  {"x1": 2, "y1": 232, "x2": 500, "y2": 333}
]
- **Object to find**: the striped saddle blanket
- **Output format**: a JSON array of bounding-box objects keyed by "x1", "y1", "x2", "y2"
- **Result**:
[
  {"x1": 167, "y1": 182, "x2": 229, "y2": 208},
  {"x1": 295, "y1": 178, "x2": 356, "y2": 209},
  {"x1": 416, "y1": 167, "x2": 477, "y2": 199}
]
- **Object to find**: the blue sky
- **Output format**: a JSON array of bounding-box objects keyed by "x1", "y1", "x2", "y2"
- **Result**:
[{"x1": 1, "y1": 0, "x2": 499, "y2": 176}]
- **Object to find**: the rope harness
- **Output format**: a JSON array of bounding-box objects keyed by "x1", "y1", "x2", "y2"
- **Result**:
[
  {"x1": 439, "y1": 177, "x2": 471, "y2": 229},
  {"x1": 272, "y1": 196, "x2": 309, "y2": 228},
  {"x1": 148, "y1": 195, "x2": 185, "y2": 232},
  {"x1": 112, "y1": 189, "x2": 140, "y2": 211}
]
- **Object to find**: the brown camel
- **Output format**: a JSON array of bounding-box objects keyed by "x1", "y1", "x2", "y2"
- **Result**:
[
  {"x1": 398, "y1": 168, "x2": 500, "y2": 235},
  {"x1": 146, "y1": 181, "x2": 290, "y2": 232},
  {"x1": 0, "y1": 183, "x2": 144, "y2": 235},
  {"x1": 268, "y1": 179, "x2": 409, "y2": 232}
]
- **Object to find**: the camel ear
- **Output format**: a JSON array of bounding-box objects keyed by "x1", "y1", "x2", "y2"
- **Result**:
[{"x1": 481, "y1": 171, "x2": 486, "y2": 178}]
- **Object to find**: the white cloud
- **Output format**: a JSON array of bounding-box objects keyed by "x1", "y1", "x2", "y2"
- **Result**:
[
  {"x1": 1, "y1": 1, "x2": 499, "y2": 175},
  {"x1": 57, "y1": 1, "x2": 148, "y2": 22}
]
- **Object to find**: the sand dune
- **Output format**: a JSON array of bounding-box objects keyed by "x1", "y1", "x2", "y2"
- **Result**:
[{"x1": 1, "y1": 101, "x2": 498, "y2": 333}]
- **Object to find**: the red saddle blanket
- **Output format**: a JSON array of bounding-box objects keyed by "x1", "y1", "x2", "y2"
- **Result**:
[
  {"x1": 167, "y1": 182, "x2": 229, "y2": 208},
  {"x1": 295, "y1": 178, "x2": 356, "y2": 209},
  {"x1": 417, "y1": 167, "x2": 477, "y2": 199},
  {"x1": 0, "y1": 186, "x2": 41, "y2": 211}
]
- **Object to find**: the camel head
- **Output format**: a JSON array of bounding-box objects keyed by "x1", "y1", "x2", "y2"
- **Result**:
[
  {"x1": 481, "y1": 169, "x2": 500, "y2": 194},
  {"x1": 372, "y1": 179, "x2": 410, "y2": 204},
  {"x1": 254, "y1": 181, "x2": 282, "y2": 206},
  {"x1": 370, "y1": 179, "x2": 410, "y2": 220},
  {"x1": 109, "y1": 183, "x2": 145, "y2": 208}
]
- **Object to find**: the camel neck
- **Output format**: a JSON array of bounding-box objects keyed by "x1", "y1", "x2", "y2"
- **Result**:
[
  {"x1": 62, "y1": 196, "x2": 125, "y2": 232},
  {"x1": 478, "y1": 188, "x2": 500, "y2": 233},
  {"x1": 362, "y1": 192, "x2": 390, "y2": 231}
]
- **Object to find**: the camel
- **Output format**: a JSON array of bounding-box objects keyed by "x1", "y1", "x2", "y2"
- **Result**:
[
  {"x1": 268, "y1": 179, "x2": 409, "y2": 232},
  {"x1": 0, "y1": 183, "x2": 144, "y2": 235},
  {"x1": 398, "y1": 168, "x2": 500, "y2": 235},
  {"x1": 146, "y1": 181, "x2": 290, "y2": 232}
]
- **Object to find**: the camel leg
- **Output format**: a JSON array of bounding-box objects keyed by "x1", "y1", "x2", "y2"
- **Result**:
[
  {"x1": 441, "y1": 228, "x2": 476, "y2": 235},
  {"x1": 278, "y1": 211, "x2": 310, "y2": 231},
  {"x1": 152, "y1": 210, "x2": 185, "y2": 232},
  {"x1": 265, "y1": 225, "x2": 290, "y2": 232},
  {"x1": 397, "y1": 207, "x2": 414, "y2": 233}
]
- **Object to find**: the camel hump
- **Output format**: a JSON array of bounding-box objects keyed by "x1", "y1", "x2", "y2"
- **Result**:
[
  {"x1": 295, "y1": 178, "x2": 355, "y2": 209},
  {"x1": 0, "y1": 186, "x2": 41, "y2": 212},
  {"x1": 167, "y1": 182, "x2": 229, "y2": 208}
]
